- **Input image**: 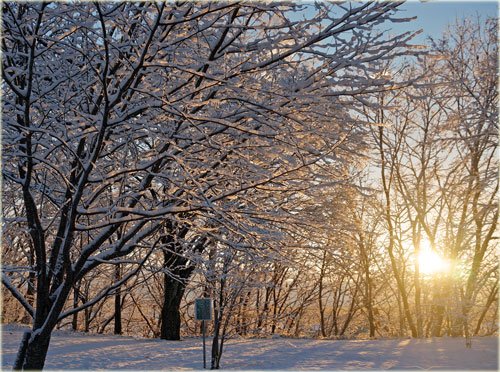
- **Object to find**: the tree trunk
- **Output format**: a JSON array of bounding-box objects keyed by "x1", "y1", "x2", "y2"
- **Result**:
[
  {"x1": 431, "y1": 305, "x2": 445, "y2": 337},
  {"x1": 256, "y1": 287, "x2": 271, "y2": 333},
  {"x1": 158, "y1": 231, "x2": 204, "y2": 340},
  {"x1": 318, "y1": 251, "x2": 327, "y2": 338},
  {"x1": 340, "y1": 281, "x2": 359, "y2": 336},
  {"x1": 21, "y1": 242, "x2": 36, "y2": 325},
  {"x1": 358, "y1": 230, "x2": 376, "y2": 338},
  {"x1": 72, "y1": 287, "x2": 79, "y2": 331},
  {"x1": 474, "y1": 282, "x2": 497, "y2": 335},
  {"x1": 396, "y1": 290, "x2": 405, "y2": 337},
  {"x1": 160, "y1": 275, "x2": 185, "y2": 340},
  {"x1": 211, "y1": 307, "x2": 222, "y2": 370},
  {"x1": 430, "y1": 281, "x2": 445, "y2": 337},
  {"x1": 114, "y1": 265, "x2": 122, "y2": 335},
  {"x1": 366, "y1": 302, "x2": 376, "y2": 337},
  {"x1": 84, "y1": 307, "x2": 90, "y2": 332},
  {"x1": 14, "y1": 331, "x2": 52, "y2": 370},
  {"x1": 413, "y1": 236, "x2": 423, "y2": 337},
  {"x1": 235, "y1": 291, "x2": 251, "y2": 336},
  {"x1": 271, "y1": 286, "x2": 279, "y2": 335}
]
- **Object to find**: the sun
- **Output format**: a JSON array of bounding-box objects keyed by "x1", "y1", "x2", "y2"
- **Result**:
[{"x1": 417, "y1": 240, "x2": 450, "y2": 275}]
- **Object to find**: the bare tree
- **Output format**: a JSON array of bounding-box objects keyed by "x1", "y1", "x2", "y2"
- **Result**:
[{"x1": 360, "y1": 16, "x2": 497, "y2": 339}]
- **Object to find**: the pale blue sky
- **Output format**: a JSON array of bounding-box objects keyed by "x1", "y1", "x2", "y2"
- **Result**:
[
  {"x1": 294, "y1": 2, "x2": 498, "y2": 45},
  {"x1": 392, "y1": 1, "x2": 498, "y2": 43}
]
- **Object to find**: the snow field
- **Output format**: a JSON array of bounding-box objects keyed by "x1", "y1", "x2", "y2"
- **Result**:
[{"x1": 2, "y1": 324, "x2": 498, "y2": 370}]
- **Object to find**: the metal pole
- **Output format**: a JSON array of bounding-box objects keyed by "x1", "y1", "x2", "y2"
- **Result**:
[{"x1": 202, "y1": 320, "x2": 206, "y2": 369}]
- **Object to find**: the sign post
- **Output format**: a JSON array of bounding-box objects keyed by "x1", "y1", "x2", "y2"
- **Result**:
[
  {"x1": 195, "y1": 298, "x2": 213, "y2": 369},
  {"x1": 202, "y1": 319, "x2": 206, "y2": 368}
]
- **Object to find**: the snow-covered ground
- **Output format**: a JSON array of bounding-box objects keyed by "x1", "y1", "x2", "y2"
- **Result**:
[{"x1": 2, "y1": 324, "x2": 498, "y2": 370}]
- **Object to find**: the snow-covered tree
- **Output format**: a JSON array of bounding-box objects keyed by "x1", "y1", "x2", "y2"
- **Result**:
[{"x1": 2, "y1": 2, "x2": 419, "y2": 369}]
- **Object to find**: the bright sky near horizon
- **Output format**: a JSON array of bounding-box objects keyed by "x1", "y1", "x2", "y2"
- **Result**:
[{"x1": 394, "y1": 1, "x2": 498, "y2": 43}]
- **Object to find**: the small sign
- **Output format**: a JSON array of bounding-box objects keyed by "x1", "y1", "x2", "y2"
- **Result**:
[
  {"x1": 195, "y1": 298, "x2": 212, "y2": 321},
  {"x1": 195, "y1": 298, "x2": 212, "y2": 369}
]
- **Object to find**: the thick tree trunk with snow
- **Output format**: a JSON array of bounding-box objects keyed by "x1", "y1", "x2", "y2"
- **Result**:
[
  {"x1": 160, "y1": 275, "x2": 186, "y2": 340},
  {"x1": 21, "y1": 333, "x2": 52, "y2": 370},
  {"x1": 13, "y1": 330, "x2": 52, "y2": 370},
  {"x1": 159, "y1": 233, "x2": 205, "y2": 340}
]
